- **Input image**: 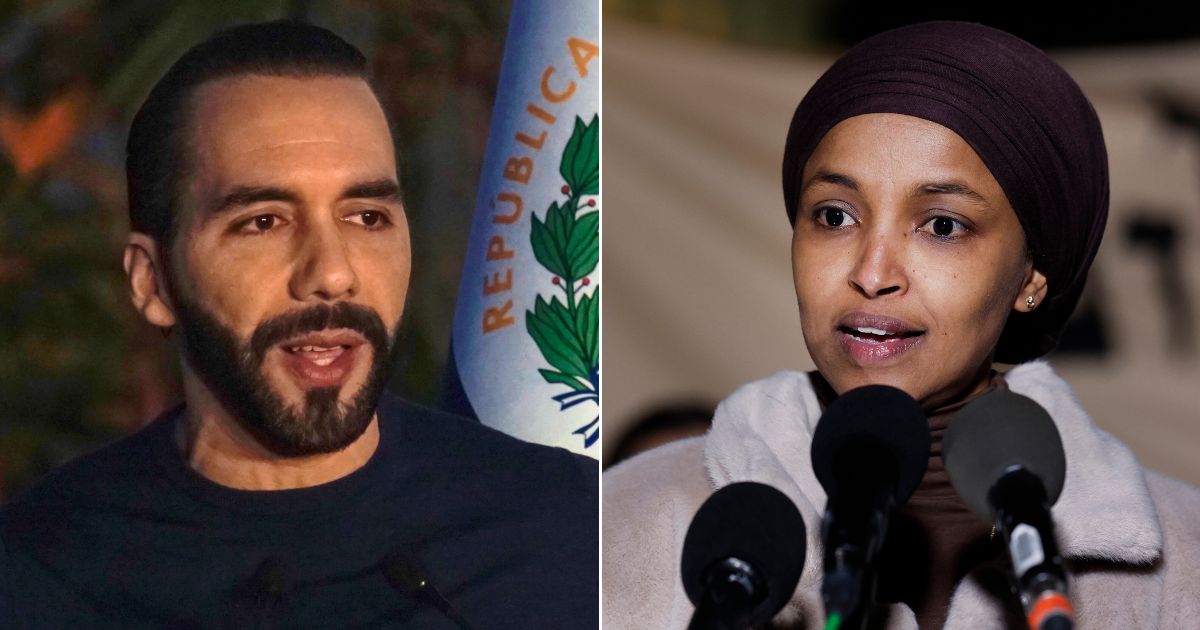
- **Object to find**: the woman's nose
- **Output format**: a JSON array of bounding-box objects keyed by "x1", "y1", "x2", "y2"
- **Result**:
[{"x1": 848, "y1": 230, "x2": 908, "y2": 299}]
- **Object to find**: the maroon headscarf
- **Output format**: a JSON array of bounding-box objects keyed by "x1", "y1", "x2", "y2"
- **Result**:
[{"x1": 781, "y1": 21, "x2": 1109, "y2": 363}]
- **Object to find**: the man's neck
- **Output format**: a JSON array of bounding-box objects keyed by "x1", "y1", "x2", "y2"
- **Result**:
[{"x1": 177, "y1": 379, "x2": 380, "y2": 491}]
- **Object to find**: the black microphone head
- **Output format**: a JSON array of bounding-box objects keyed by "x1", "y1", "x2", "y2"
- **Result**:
[
  {"x1": 384, "y1": 551, "x2": 427, "y2": 594},
  {"x1": 237, "y1": 555, "x2": 288, "y2": 620},
  {"x1": 943, "y1": 390, "x2": 1067, "y2": 520},
  {"x1": 810, "y1": 384, "x2": 930, "y2": 505},
  {"x1": 250, "y1": 556, "x2": 288, "y2": 597},
  {"x1": 681, "y1": 481, "x2": 807, "y2": 626}
]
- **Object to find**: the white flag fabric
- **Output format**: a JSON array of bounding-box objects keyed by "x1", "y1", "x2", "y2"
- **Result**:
[{"x1": 449, "y1": 0, "x2": 599, "y2": 457}]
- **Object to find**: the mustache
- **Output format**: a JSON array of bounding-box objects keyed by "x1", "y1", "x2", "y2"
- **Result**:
[{"x1": 249, "y1": 302, "x2": 390, "y2": 361}]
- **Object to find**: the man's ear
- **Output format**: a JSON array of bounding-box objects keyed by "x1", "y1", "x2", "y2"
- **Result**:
[
  {"x1": 1014, "y1": 264, "x2": 1049, "y2": 313},
  {"x1": 124, "y1": 233, "x2": 177, "y2": 328}
]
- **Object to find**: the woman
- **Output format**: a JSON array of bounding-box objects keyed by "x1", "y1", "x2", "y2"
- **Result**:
[{"x1": 603, "y1": 22, "x2": 1200, "y2": 629}]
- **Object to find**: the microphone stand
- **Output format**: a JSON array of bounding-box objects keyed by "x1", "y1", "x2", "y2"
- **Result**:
[
  {"x1": 820, "y1": 482, "x2": 893, "y2": 630},
  {"x1": 990, "y1": 469, "x2": 1074, "y2": 630}
]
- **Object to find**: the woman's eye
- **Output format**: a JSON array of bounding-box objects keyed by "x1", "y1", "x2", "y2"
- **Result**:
[
  {"x1": 920, "y1": 215, "x2": 968, "y2": 238},
  {"x1": 815, "y1": 207, "x2": 857, "y2": 228}
]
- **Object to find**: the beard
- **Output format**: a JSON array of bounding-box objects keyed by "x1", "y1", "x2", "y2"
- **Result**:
[{"x1": 171, "y1": 292, "x2": 398, "y2": 457}]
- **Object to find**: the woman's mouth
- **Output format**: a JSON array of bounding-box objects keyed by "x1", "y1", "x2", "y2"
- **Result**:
[
  {"x1": 838, "y1": 325, "x2": 924, "y2": 343},
  {"x1": 835, "y1": 313, "x2": 926, "y2": 364}
]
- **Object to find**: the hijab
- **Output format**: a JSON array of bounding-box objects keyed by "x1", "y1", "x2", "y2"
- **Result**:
[{"x1": 782, "y1": 21, "x2": 1109, "y2": 362}]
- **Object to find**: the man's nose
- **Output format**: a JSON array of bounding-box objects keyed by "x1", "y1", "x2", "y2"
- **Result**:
[
  {"x1": 848, "y1": 228, "x2": 908, "y2": 299},
  {"x1": 289, "y1": 221, "x2": 359, "y2": 302}
]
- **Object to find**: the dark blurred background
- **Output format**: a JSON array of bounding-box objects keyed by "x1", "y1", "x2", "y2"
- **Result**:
[
  {"x1": 605, "y1": 0, "x2": 1200, "y2": 50},
  {"x1": 602, "y1": 0, "x2": 1200, "y2": 483},
  {"x1": 0, "y1": 0, "x2": 512, "y2": 498}
]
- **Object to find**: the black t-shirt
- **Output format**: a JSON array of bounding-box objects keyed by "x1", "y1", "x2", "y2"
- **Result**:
[{"x1": 0, "y1": 394, "x2": 598, "y2": 629}]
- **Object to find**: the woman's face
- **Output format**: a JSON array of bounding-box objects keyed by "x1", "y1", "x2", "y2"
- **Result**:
[{"x1": 792, "y1": 113, "x2": 1046, "y2": 409}]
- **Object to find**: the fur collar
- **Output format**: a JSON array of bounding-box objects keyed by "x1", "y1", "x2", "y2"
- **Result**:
[{"x1": 703, "y1": 360, "x2": 1163, "y2": 582}]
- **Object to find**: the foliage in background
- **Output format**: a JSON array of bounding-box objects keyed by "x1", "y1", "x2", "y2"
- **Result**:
[
  {"x1": 601, "y1": 0, "x2": 831, "y2": 50},
  {"x1": 0, "y1": 0, "x2": 511, "y2": 498}
]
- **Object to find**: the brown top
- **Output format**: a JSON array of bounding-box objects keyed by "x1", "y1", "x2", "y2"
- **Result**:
[{"x1": 811, "y1": 372, "x2": 1008, "y2": 629}]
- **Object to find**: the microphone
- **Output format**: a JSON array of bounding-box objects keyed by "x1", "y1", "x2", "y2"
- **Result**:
[
  {"x1": 241, "y1": 556, "x2": 287, "y2": 630},
  {"x1": 810, "y1": 384, "x2": 930, "y2": 630},
  {"x1": 383, "y1": 550, "x2": 477, "y2": 630},
  {"x1": 680, "y1": 481, "x2": 807, "y2": 630},
  {"x1": 943, "y1": 390, "x2": 1073, "y2": 630}
]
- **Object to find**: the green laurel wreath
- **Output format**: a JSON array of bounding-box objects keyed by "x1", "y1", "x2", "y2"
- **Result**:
[{"x1": 526, "y1": 114, "x2": 600, "y2": 448}]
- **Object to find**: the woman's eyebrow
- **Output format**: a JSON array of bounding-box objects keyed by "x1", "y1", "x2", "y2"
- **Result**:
[
  {"x1": 802, "y1": 170, "x2": 859, "y2": 194},
  {"x1": 913, "y1": 181, "x2": 988, "y2": 205}
]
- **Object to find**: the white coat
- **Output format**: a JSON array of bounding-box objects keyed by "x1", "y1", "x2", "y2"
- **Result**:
[{"x1": 603, "y1": 361, "x2": 1200, "y2": 629}]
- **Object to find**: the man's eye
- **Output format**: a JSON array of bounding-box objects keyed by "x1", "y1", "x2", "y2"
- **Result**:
[
  {"x1": 920, "y1": 215, "x2": 969, "y2": 238},
  {"x1": 236, "y1": 214, "x2": 281, "y2": 234},
  {"x1": 814, "y1": 206, "x2": 857, "y2": 228},
  {"x1": 347, "y1": 210, "x2": 390, "y2": 229}
]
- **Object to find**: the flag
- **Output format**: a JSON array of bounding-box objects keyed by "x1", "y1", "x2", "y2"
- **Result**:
[{"x1": 447, "y1": 0, "x2": 599, "y2": 456}]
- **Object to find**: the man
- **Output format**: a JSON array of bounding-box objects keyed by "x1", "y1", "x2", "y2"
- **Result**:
[{"x1": 0, "y1": 21, "x2": 596, "y2": 628}]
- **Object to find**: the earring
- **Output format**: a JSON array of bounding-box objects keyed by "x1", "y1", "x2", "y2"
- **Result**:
[
  {"x1": 1025, "y1": 296, "x2": 1036, "y2": 309},
  {"x1": 161, "y1": 325, "x2": 174, "y2": 339}
]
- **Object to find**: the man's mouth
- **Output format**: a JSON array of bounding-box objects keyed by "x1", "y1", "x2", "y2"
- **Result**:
[
  {"x1": 285, "y1": 344, "x2": 351, "y2": 367},
  {"x1": 276, "y1": 330, "x2": 366, "y2": 388}
]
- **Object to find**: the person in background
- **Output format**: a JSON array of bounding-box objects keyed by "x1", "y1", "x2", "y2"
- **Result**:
[
  {"x1": 606, "y1": 403, "x2": 714, "y2": 468},
  {"x1": 603, "y1": 21, "x2": 1200, "y2": 630}
]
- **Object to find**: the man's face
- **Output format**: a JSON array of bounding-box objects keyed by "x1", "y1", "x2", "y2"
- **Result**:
[
  {"x1": 167, "y1": 74, "x2": 410, "y2": 456},
  {"x1": 792, "y1": 113, "x2": 1035, "y2": 410}
]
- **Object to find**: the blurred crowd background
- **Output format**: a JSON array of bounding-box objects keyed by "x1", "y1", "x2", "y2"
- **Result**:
[
  {"x1": 0, "y1": 0, "x2": 512, "y2": 498},
  {"x1": 603, "y1": 0, "x2": 1200, "y2": 486}
]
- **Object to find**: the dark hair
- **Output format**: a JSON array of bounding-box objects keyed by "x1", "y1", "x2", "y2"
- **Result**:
[{"x1": 126, "y1": 20, "x2": 378, "y2": 247}]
